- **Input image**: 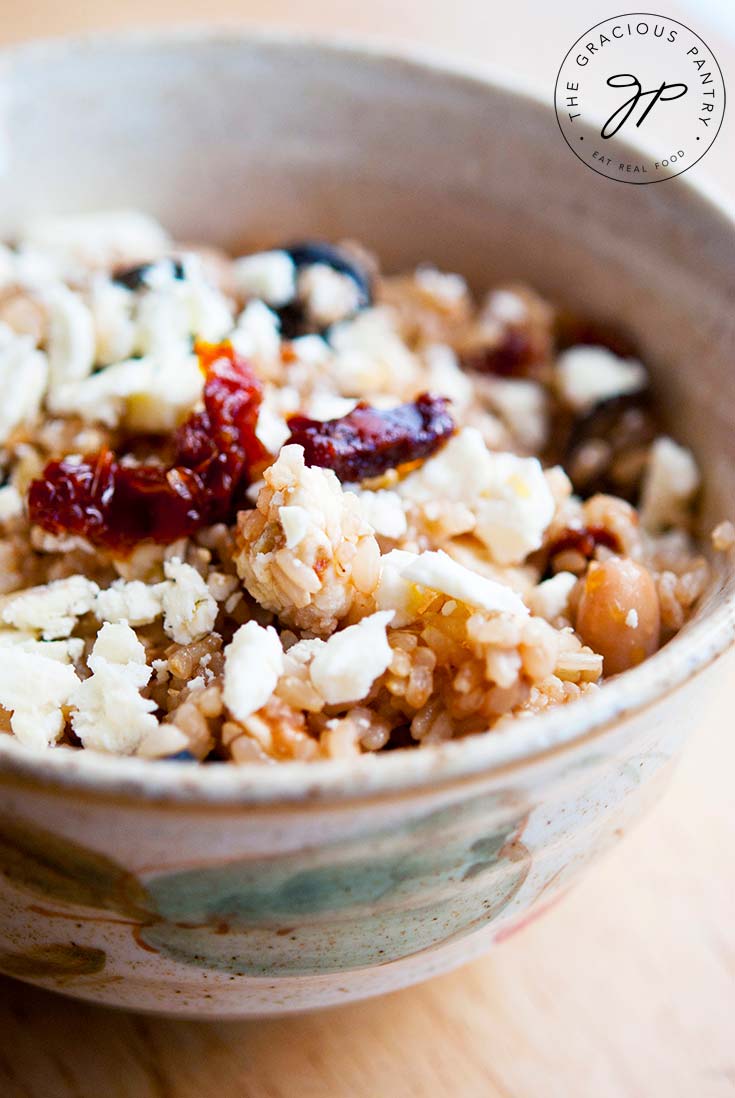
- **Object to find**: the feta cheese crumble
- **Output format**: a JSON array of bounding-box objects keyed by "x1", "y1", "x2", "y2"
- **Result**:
[
  {"x1": 0, "y1": 485, "x2": 23, "y2": 522},
  {"x1": 44, "y1": 285, "x2": 96, "y2": 409},
  {"x1": 556, "y1": 345, "x2": 647, "y2": 411},
  {"x1": 309, "y1": 611, "x2": 395, "y2": 705},
  {"x1": 640, "y1": 437, "x2": 700, "y2": 533},
  {"x1": 400, "y1": 428, "x2": 555, "y2": 564},
  {"x1": 401, "y1": 551, "x2": 528, "y2": 617},
  {"x1": 298, "y1": 264, "x2": 361, "y2": 328},
  {"x1": 224, "y1": 621, "x2": 284, "y2": 722},
  {"x1": 55, "y1": 351, "x2": 205, "y2": 432},
  {"x1": 526, "y1": 572, "x2": 578, "y2": 622},
  {"x1": 162, "y1": 559, "x2": 219, "y2": 645},
  {"x1": 22, "y1": 210, "x2": 170, "y2": 269},
  {"x1": 70, "y1": 623, "x2": 157, "y2": 754},
  {"x1": 0, "y1": 575, "x2": 99, "y2": 639},
  {"x1": 233, "y1": 250, "x2": 296, "y2": 308},
  {"x1": 352, "y1": 489, "x2": 408, "y2": 540},
  {"x1": 0, "y1": 647, "x2": 79, "y2": 748},
  {"x1": 0, "y1": 324, "x2": 49, "y2": 446},
  {"x1": 94, "y1": 579, "x2": 167, "y2": 627}
]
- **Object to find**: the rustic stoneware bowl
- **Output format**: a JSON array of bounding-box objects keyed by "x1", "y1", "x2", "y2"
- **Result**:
[{"x1": 0, "y1": 30, "x2": 733, "y2": 1018}]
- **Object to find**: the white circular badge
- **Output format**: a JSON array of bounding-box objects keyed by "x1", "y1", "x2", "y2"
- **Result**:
[{"x1": 554, "y1": 14, "x2": 725, "y2": 183}]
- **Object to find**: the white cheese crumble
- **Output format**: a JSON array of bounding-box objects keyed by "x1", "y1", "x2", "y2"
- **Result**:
[
  {"x1": 625, "y1": 608, "x2": 639, "y2": 628},
  {"x1": 399, "y1": 428, "x2": 555, "y2": 564},
  {"x1": 309, "y1": 611, "x2": 395, "y2": 705},
  {"x1": 712, "y1": 521, "x2": 735, "y2": 552},
  {"x1": 70, "y1": 622, "x2": 157, "y2": 754},
  {"x1": 279, "y1": 505, "x2": 313, "y2": 549},
  {"x1": 254, "y1": 384, "x2": 300, "y2": 455},
  {"x1": 231, "y1": 300, "x2": 282, "y2": 374},
  {"x1": 329, "y1": 308, "x2": 421, "y2": 398},
  {"x1": 423, "y1": 344, "x2": 473, "y2": 411},
  {"x1": 161, "y1": 559, "x2": 218, "y2": 645},
  {"x1": 640, "y1": 436, "x2": 700, "y2": 533},
  {"x1": 555, "y1": 345, "x2": 647, "y2": 411},
  {"x1": 21, "y1": 211, "x2": 170, "y2": 269},
  {"x1": 0, "y1": 485, "x2": 23, "y2": 522},
  {"x1": 481, "y1": 377, "x2": 548, "y2": 451},
  {"x1": 134, "y1": 256, "x2": 234, "y2": 358},
  {"x1": 233, "y1": 250, "x2": 296, "y2": 307},
  {"x1": 298, "y1": 264, "x2": 361, "y2": 328},
  {"x1": 255, "y1": 397, "x2": 292, "y2": 454},
  {"x1": 55, "y1": 351, "x2": 205, "y2": 432},
  {"x1": 526, "y1": 572, "x2": 578, "y2": 622},
  {"x1": 0, "y1": 575, "x2": 99, "y2": 639},
  {"x1": 94, "y1": 579, "x2": 167, "y2": 627},
  {"x1": 375, "y1": 549, "x2": 437, "y2": 627},
  {"x1": 485, "y1": 288, "x2": 527, "y2": 324},
  {"x1": 0, "y1": 323, "x2": 49, "y2": 446},
  {"x1": 223, "y1": 621, "x2": 284, "y2": 721},
  {"x1": 44, "y1": 285, "x2": 95, "y2": 410},
  {"x1": 0, "y1": 630, "x2": 83, "y2": 664},
  {"x1": 289, "y1": 335, "x2": 332, "y2": 373},
  {"x1": 351, "y1": 489, "x2": 408, "y2": 540},
  {"x1": 0, "y1": 647, "x2": 79, "y2": 748},
  {"x1": 89, "y1": 277, "x2": 136, "y2": 366},
  {"x1": 415, "y1": 266, "x2": 469, "y2": 308},
  {"x1": 137, "y1": 723, "x2": 189, "y2": 759},
  {"x1": 305, "y1": 392, "x2": 359, "y2": 421},
  {"x1": 401, "y1": 551, "x2": 528, "y2": 617},
  {"x1": 207, "y1": 572, "x2": 240, "y2": 603}
]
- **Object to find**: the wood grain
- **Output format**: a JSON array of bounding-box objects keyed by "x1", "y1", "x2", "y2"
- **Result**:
[{"x1": 0, "y1": 3, "x2": 734, "y2": 1095}]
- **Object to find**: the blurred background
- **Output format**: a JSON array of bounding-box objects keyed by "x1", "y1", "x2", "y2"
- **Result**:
[
  {"x1": 1, "y1": 3, "x2": 734, "y2": 1097},
  {"x1": 2, "y1": 1, "x2": 733, "y2": 191}
]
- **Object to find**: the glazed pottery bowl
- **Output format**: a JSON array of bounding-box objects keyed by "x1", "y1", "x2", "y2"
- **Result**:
[{"x1": 0, "y1": 30, "x2": 733, "y2": 1018}]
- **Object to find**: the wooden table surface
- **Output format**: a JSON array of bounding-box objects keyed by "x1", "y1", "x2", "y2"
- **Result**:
[{"x1": 1, "y1": 3, "x2": 734, "y2": 1096}]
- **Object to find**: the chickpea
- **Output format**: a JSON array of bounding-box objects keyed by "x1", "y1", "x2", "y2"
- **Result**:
[{"x1": 575, "y1": 557, "x2": 660, "y2": 676}]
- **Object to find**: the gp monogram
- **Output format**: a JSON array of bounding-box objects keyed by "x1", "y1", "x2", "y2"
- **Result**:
[{"x1": 554, "y1": 14, "x2": 725, "y2": 183}]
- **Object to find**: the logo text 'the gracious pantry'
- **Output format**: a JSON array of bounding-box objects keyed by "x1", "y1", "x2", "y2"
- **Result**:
[{"x1": 554, "y1": 14, "x2": 725, "y2": 183}]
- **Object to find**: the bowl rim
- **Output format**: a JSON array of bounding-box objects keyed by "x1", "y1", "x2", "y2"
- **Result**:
[{"x1": 0, "y1": 24, "x2": 733, "y2": 807}]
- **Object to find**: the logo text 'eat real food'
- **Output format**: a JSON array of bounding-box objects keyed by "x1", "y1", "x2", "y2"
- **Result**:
[{"x1": 554, "y1": 14, "x2": 725, "y2": 183}]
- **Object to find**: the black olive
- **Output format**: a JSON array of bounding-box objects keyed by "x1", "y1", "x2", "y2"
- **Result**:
[
  {"x1": 276, "y1": 302, "x2": 311, "y2": 341},
  {"x1": 275, "y1": 240, "x2": 373, "y2": 339},
  {"x1": 563, "y1": 391, "x2": 658, "y2": 501},
  {"x1": 112, "y1": 257, "x2": 186, "y2": 291}
]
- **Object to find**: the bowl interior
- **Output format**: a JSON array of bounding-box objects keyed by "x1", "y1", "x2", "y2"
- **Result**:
[{"x1": 0, "y1": 30, "x2": 733, "y2": 800}]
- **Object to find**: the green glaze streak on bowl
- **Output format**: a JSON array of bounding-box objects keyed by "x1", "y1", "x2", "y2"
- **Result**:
[
  {"x1": 0, "y1": 943, "x2": 106, "y2": 981},
  {"x1": 0, "y1": 795, "x2": 529, "y2": 977},
  {"x1": 140, "y1": 800, "x2": 529, "y2": 975},
  {"x1": 0, "y1": 813, "x2": 150, "y2": 920}
]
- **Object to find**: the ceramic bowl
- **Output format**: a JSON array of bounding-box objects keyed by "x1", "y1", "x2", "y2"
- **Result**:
[{"x1": 0, "y1": 29, "x2": 733, "y2": 1018}]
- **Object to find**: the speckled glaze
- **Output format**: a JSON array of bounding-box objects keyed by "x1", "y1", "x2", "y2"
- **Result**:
[{"x1": 0, "y1": 31, "x2": 733, "y2": 1017}]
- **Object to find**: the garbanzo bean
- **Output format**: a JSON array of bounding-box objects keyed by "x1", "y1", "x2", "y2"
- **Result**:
[{"x1": 574, "y1": 557, "x2": 660, "y2": 676}]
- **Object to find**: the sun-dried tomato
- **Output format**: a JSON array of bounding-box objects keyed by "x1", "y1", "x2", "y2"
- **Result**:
[
  {"x1": 286, "y1": 394, "x2": 454, "y2": 482},
  {"x1": 28, "y1": 342, "x2": 266, "y2": 552},
  {"x1": 547, "y1": 525, "x2": 621, "y2": 559}
]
